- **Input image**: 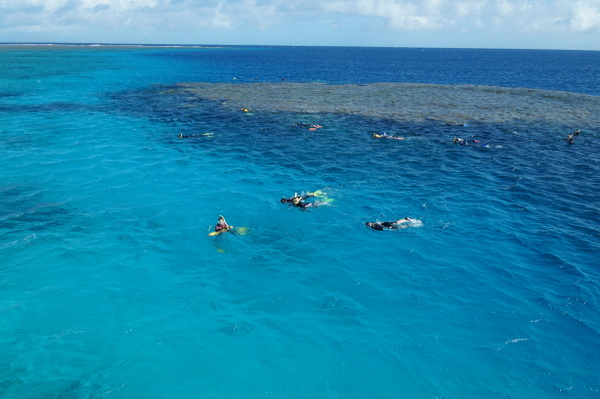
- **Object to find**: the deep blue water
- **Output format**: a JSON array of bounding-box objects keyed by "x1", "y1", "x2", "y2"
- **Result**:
[
  {"x1": 1, "y1": 45, "x2": 599, "y2": 398},
  {"x1": 155, "y1": 46, "x2": 600, "y2": 94}
]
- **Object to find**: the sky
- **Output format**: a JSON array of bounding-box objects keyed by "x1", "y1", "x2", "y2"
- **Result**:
[{"x1": 0, "y1": 0, "x2": 599, "y2": 50}]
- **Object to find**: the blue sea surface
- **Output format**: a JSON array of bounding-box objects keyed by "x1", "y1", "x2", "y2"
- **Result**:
[{"x1": 1, "y1": 45, "x2": 599, "y2": 398}]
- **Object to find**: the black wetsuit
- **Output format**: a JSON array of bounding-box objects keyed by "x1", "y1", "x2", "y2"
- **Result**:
[
  {"x1": 366, "y1": 221, "x2": 400, "y2": 231},
  {"x1": 179, "y1": 133, "x2": 209, "y2": 138},
  {"x1": 281, "y1": 195, "x2": 315, "y2": 208}
]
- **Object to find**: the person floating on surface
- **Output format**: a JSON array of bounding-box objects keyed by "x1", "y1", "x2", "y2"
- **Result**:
[
  {"x1": 365, "y1": 218, "x2": 411, "y2": 231},
  {"x1": 566, "y1": 134, "x2": 575, "y2": 144},
  {"x1": 292, "y1": 122, "x2": 323, "y2": 130},
  {"x1": 179, "y1": 132, "x2": 213, "y2": 138},
  {"x1": 453, "y1": 137, "x2": 481, "y2": 145},
  {"x1": 373, "y1": 133, "x2": 404, "y2": 140},
  {"x1": 215, "y1": 215, "x2": 230, "y2": 232},
  {"x1": 567, "y1": 129, "x2": 581, "y2": 144},
  {"x1": 281, "y1": 193, "x2": 317, "y2": 209}
]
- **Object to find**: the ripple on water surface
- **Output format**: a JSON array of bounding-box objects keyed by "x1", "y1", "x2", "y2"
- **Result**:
[{"x1": 2, "y1": 77, "x2": 600, "y2": 398}]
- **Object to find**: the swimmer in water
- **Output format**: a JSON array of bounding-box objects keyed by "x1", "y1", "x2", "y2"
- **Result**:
[
  {"x1": 566, "y1": 129, "x2": 581, "y2": 144},
  {"x1": 179, "y1": 133, "x2": 213, "y2": 138},
  {"x1": 214, "y1": 215, "x2": 230, "y2": 232},
  {"x1": 365, "y1": 218, "x2": 411, "y2": 231},
  {"x1": 566, "y1": 134, "x2": 575, "y2": 144},
  {"x1": 292, "y1": 122, "x2": 323, "y2": 130},
  {"x1": 280, "y1": 193, "x2": 317, "y2": 209},
  {"x1": 453, "y1": 137, "x2": 481, "y2": 145},
  {"x1": 373, "y1": 133, "x2": 404, "y2": 140}
]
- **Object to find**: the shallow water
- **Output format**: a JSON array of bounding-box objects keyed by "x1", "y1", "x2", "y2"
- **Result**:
[
  {"x1": 174, "y1": 82, "x2": 600, "y2": 126},
  {"x1": 1, "y1": 45, "x2": 599, "y2": 398}
]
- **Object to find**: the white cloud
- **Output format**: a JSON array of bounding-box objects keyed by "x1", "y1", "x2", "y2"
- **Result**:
[
  {"x1": 322, "y1": 0, "x2": 440, "y2": 30},
  {"x1": 0, "y1": 0, "x2": 244, "y2": 32},
  {"x1": 570, "y1": 0, "x2": 600, "y2": 32},
  {"x1": 0, "y1": 0, "x2": 598, "y2": 48},
  {"x1": 319, "y1": 0, "x2": 600, "y2": 34}
]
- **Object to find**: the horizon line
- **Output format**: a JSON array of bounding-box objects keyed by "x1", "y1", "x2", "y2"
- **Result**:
[{"x1": 1, "y1": 42, "x2": 598, "y2": 52}]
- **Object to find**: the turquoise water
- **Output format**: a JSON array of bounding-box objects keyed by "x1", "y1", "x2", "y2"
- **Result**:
[{"x1": 1, "y1": 45, "x2": 599, "y2": 398}]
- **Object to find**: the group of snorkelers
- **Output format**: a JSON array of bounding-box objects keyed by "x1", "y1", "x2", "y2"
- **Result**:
[
  {"x1": 211, "y1": 124, "x2": 585, "y2": 235},
  {"x1": 209, "y1": 125, "x2": 586, "y2": 234},
  {"x1": 213, "y1": 193, "x2": 416, "y2": 234},
  {"x1": 212, "y1": 193, "x2": 321, "y2": 233},
  {"x1": 454, "y1": 130, "x2": 583, "y2": 146},
  {"x1": 374, "y1": 128, "x2": 584, "y2": 147}
]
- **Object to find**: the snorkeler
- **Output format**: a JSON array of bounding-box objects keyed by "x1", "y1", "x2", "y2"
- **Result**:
[
  {"x1": 214, "y1": 215, "x2": 230, "y2": 232},
  {"x1": 566, "y1": 134, "x2": 575, "y2": 144},
  {"x1": 372, "y1": 133, "x2": 404, "y2": 140},
  {"x1": 453, "y1": 137, "x2": 481, "y2": 145},
  {"x1": 365, "y1": 218, "x2": 411, "y2": 231},
  {"x1": 292, "y1": 122, "x2": 323, "y2": 130},
  {"x1": 179, "y1": 133, "x2": 213, "y2": 138},
  {"x1": 567, "y1": 129, "x2": 581, "y2": 144},
  {"x1": 280, "y1": 193, "x2": 317, "y2": 209}
]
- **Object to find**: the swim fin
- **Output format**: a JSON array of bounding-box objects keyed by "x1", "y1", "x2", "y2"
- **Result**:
[{"x1": 309, "y1": 190, "x2": 326, "y2": 197}]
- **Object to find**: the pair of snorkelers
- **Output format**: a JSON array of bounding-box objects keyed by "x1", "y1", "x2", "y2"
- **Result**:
[
  {"x1": 372, "y1": 133, "x2": 404, "y2": 140},
  {"x1": 566, "y1": 129, "x2": 581, "y2": 144},
  {"x1": 280, "y1": 192, "x2": 317, "y2": 209},
  {"x1": 365, "y1": 218, "x2": 412, "y2": 231},
  {"x1": 212, "y1": 191, "x2": 318, "y2": 236},
  {"x1": 213, "y1": 191, "x2": 320, "y2": 235}
]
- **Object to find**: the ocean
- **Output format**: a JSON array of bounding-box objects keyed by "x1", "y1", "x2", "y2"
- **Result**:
[{"x1": 1, "y1": 44, "x2": 599, "y2": 398}]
